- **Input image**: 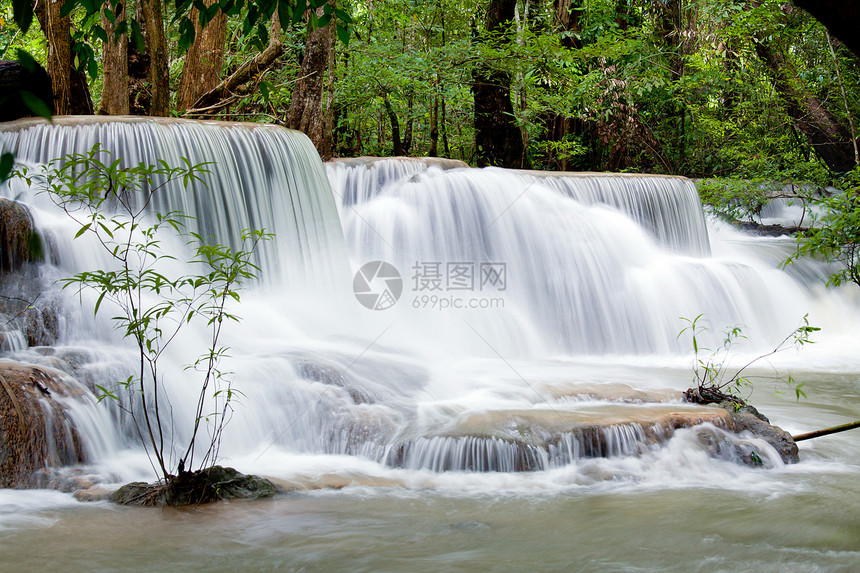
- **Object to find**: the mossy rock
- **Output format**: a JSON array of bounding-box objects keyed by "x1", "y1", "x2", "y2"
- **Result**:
[
  {"x1": 0, "y1": 361, "x2": 86, "y2": 488},
  {"x1": 111, "y1": 466, "x2": 278, "y2": 507}
]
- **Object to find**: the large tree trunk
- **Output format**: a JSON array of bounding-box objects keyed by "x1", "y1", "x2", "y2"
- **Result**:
[
  {"x1": 753, "y1": 6, "x2": 855, "y2": 173},
  {"x1": 98, "y1": 8, "x2": 129, "y2": 115},
  {"x1": 177, "y1": 0, "x2": 228, "y2": 112},
  {"x1": 34, "y1": 0, "x2": 93, "y2": 115},
  {"x1": 139, "y1": 0, "x2": 170, "y2": 116},
  {"x1": 539, "y1": 0, "x2": 584, "y2": 170},
  {"x1": 286, "y1": 8, "x2": 335, "y2": 158},
  {"x1": 473, "y1": 0, "x2": 527, "y2": 168}
]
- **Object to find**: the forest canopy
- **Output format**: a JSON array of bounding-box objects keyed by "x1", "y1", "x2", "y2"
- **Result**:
[{"x1": 1, "y1": 0, "x2": 858, "y2": 180}]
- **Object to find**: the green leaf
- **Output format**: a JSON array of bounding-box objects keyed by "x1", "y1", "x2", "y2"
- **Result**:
[
  {"x1": 75, "y1": 223, "x2": 92, "y2": 238},
  {"x1": 94, "y1": 291, "x2": 107, "y2": 315},
  {"x1": 333, "y1": 7, "x2": 352, "y2": 24},
  {"x1": 0, "y1": 153, "x2": 14, "y2": 183},
  {"x1": 20, "y1": 91, "x2": 53, "y2": 120},
  {"x1": 293, "y1": 0, "x2": 306, "y2": 23},
  {"x1": 130, "y1": 18, "x2": 146, "y2": 53},
  {"x1": 16, "y1": 49, "x2": 38, "y2": 73},
  {"x1": 178, "y1": 17, "x2": 196, "y2": 52},
  {"x1": 14, "y1": 0, "x2": 35, "y2": 32},
  {"x1": 92, "y1": 24, "x2": 108, "y2": 44},
  {"x1": 336, "y1": 23, "x2": 349, "y2": 46}
]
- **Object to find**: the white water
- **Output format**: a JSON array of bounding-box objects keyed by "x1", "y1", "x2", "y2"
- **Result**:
[{"x1": 1, "y1": 118, "x2": 859, "y2": 570}]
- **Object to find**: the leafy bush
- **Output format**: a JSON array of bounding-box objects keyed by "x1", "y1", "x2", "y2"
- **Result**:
[
  {"x1": 679, "y1": 314, "x2": 817, "y2": 405},
  {"x1": 788, "y1": 169, "x2": 860, "y2": 288},
  {"x1": 15, "y1": 145, "x2": 271, "y2": 483}
]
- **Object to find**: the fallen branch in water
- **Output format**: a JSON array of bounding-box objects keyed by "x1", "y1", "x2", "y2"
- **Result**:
[{"x1": 792, "y1": 420, "x2": 860, "y2": 442}]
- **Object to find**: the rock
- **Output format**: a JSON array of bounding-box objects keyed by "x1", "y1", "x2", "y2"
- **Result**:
[
  {"x1": 296, "y1": 360, "x2": 374, "y2": 404},
  {"x1": 0, "y1": 60, "x2": 53, "y2": 122},
  {"x1": 110, "y1": 466, "x2": 278, "y2": 507},
  {"x1": 0, "y1": 360, "x2": 87, "y2": 488},
  {"x1": 0, "y1": 199, "x2": 41, "y2": 272},
  {"x1": 73, "y1": 486, "x2": 114, "y2": 502},
  {"x1": 383, "y1": 405, "x2": 735, "y2": 472},
  {"x1": 728, "y1": 410, "x2": 799, "y2": 464},
  {"x1": 683, "y1": 388, "x2": 799, "y2": 464}
]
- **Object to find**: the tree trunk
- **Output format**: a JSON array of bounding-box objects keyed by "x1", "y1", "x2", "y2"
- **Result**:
[
  {"x1": 403, "y1": 91, "x2": 414, "y2": 155},
  {"x1": 441, "y1": 97, "x2": 450, "y2": 156},
  {"x1": 473, "y1": 0, "x2": 527, "y2": 168},
  {"x1": 381, "y1": 94, "x2": 403, "y2": 155},
  {"x1": 98, "y1": 8, "x2": 129, "y2": 115},
  {"x1": 286, "y1": 8, "x2": 335, "y2": 158},
  {"x1": 139, "y1": 0, "x2": 169, "y2": 116},
  {"x1": 753, "y1": 14, "x2": 856, "y2": 173},
  {"x1": 34, "y1": 0, "x2": 93, "y2": 115},
  {"x1": 177, "y1": 0, "x2": 228, "y2": 112},
  {"x1": 429, "y1": 96, "x2": 439, "y2": 157}
]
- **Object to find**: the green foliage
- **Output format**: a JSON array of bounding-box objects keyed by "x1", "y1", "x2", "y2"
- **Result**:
[
  {"x1": 789, "y1": 170, "x2": 860, "y2": 288},
  {"x1": 697, "y1": 179, "x2": 774, "y2": 222},
  {"x1": 679, "y1": 314, "x2": 817, "y2": 402},
  {"x1": 14, "y1": 145, "x2": 272, "y2": 480}
]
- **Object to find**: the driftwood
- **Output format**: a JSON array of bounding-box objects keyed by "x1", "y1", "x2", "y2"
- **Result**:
[
  {"x1": 185, "y1": 38, "x2": 284, "y2": 115},
  {"x1": 793, "y1": 420, "x2": 860, "y2": 442}
]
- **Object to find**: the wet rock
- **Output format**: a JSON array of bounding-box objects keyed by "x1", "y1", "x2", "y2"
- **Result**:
[
  {"x1": 73, "y1": 486, "x2": 114, "y2": 502},
  {"x1": 383, "y1": 406, "x2": 735, "y2": 472},
  {"x1": 297, "y1": 360, "x2": 374, "y2": 404},
  {"x1": 728, "y1": 410, "x2": 799, "y2": 464},
  {"x1": 110, "y1": 466, "x2": 278, "y2": 507},
  {"x1": 0, "y1": 199, "x2": 41, "y2": 271},
  {"x1": 0, "y1": 360, "x2": 87, "y2": 488}
]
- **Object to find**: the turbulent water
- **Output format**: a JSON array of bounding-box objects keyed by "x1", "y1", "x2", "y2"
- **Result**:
[{"x1": 1, "y1": 118, "x2": 859, "y2": 571}]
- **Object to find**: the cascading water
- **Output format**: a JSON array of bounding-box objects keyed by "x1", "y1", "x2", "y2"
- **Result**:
[
  {"x1": 328, "y1": 159, "x2": 836, "y2": 355},
  {"x1": 0, "y1": 118, "x2": 858, "y2": 495}
]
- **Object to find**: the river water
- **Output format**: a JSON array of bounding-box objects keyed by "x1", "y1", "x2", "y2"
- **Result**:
[{"x1": 0, "y1": 119, "x2": 858, "y2": 571}]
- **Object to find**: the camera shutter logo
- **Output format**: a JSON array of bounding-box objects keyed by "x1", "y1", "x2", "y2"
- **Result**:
[{"x1": 353, "y1": 261, "x2": 403, "y2": 310}]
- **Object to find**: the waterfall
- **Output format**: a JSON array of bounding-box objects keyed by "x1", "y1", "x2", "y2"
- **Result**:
[
  {"x1": 328, "y1": 158, "x2": 816, "y2": 354},
  {"x1": 0, "y1": 119, "x2": 856, "y2": 486},
  {"x1": 1, "y1": 117, "x2": 348, "y2": 289}
]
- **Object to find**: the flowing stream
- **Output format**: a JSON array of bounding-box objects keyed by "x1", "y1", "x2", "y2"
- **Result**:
[{"x1": 0, "y1": 118, "x2": 859, "y2": 571}]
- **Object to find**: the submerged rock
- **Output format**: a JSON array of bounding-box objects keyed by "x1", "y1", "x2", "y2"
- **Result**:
[
  {"x1": 0, "y1": 361, "x2": 87, "y2": 488},
  {"x1": 110, "y1": 466, "x2": 278, "y2": 507}
]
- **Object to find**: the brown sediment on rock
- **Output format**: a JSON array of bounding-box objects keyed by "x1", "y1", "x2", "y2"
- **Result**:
[
  {"x1": 267, "y1": 472, "x2": 407, "y2": 492},
  {"x1": 541, "y1": 381, "x2": 681, "y2": 403},
  {"x1": 0, "y1": 360, "x2": 86, "y2": 488},
  {"x1": 0, "y1": 199, "x2": 40, "y2": 272},
  {"x1": 445, "y1": 405, "x2": 732, "y2": 447},
  {"x1": 379, "y1": 405, "x2": 736, "y2": 472}
]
